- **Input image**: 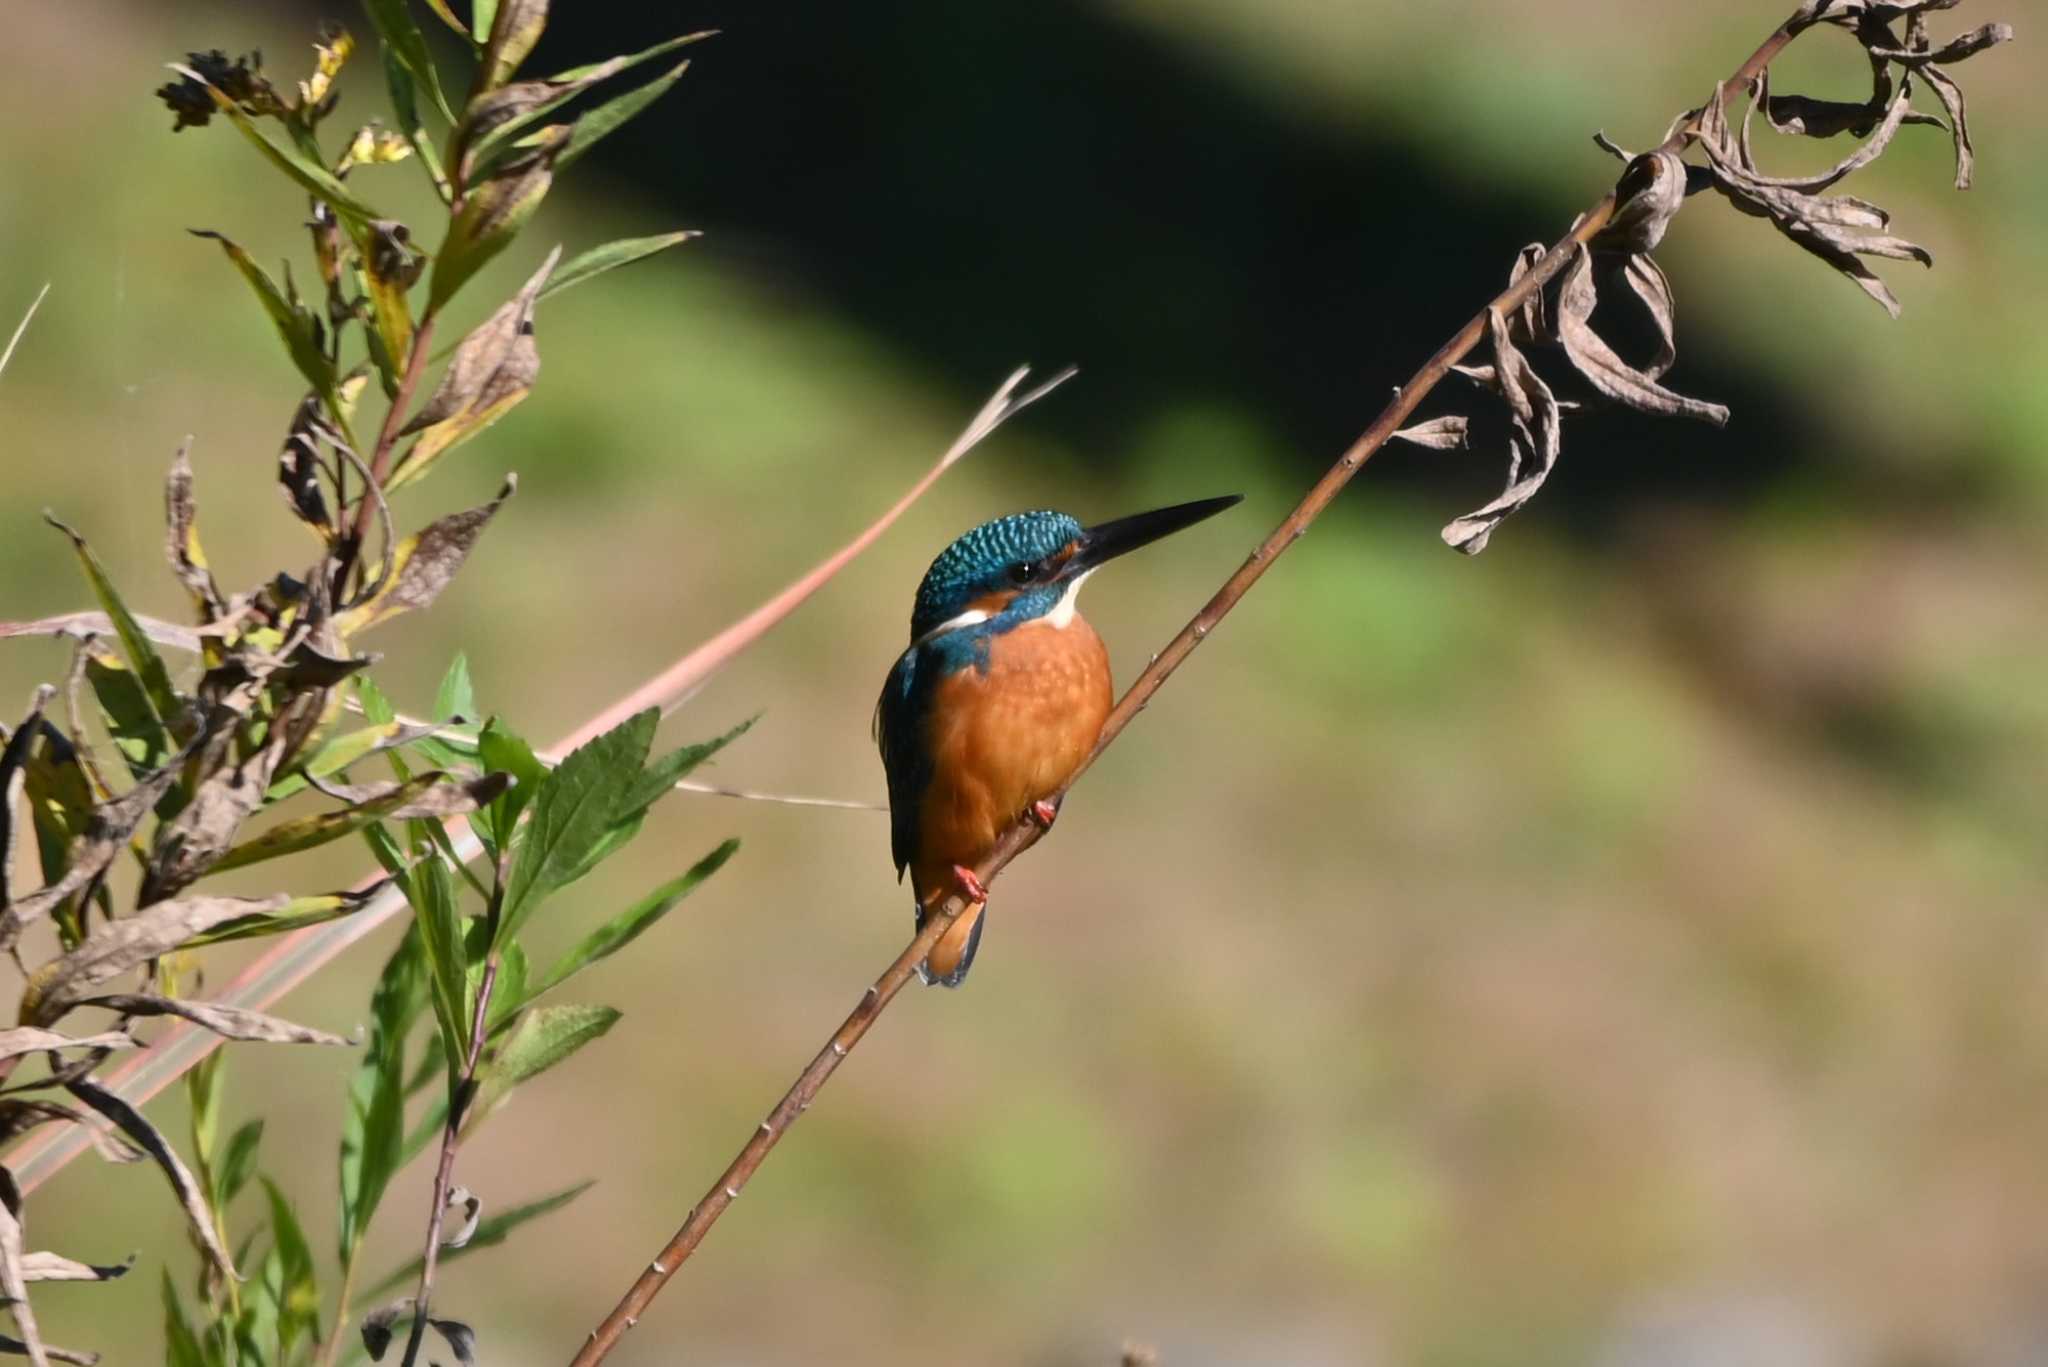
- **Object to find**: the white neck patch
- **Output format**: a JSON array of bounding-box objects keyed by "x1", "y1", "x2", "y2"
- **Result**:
[
  {"x1": 1041, "y1": 568, "x2": 1095, "y2": 629},
  {"x1": 911, "y1": 607, "x2": 990, "y2": 651}
]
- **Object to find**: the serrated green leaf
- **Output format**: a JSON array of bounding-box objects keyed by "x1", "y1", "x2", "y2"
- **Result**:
[
  {"x1": 497, "y1": 709, "x2": 656, "y2": 943},
  {"x1": 472, "y1": 716, "x2": 543, "y2": 853},
  {"x1": 356, "y1": 674, "x2": 398, "y2": 726},
  {"x1": 541, "y1": 230, "x2": 698, "y2": 302},
  {"x1": 171, "y1": 64, "x2": 383, "y2": 226},
  {"x1": 619, "y1": 717, "x2": 754, "y2": 819},
  {"x1": 435, "y1": 653, "x2": 477, "y2": 723},
  {"x1": 46, "y1": 516, "x2": 182, "y2": 733},
  {"x1": 473, "y1": 1003, "x2": 618, "y2": 1116},
  {"x1": 360, "y1": 1179, "x2": 592, "y2": 1302},
  {"x1": 534, "y1": 840, "x2": 737, "y2": 999}
]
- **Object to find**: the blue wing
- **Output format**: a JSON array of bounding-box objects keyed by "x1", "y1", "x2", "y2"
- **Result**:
[{"x1": 874, "y1": 644, "x2": 935, "y2": 880}]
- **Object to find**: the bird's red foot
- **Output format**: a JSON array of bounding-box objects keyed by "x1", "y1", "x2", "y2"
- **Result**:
[
  {"x1": 950, "y1": 864, "x2": 990, "y2": 904},
  {"x1": 1028, "y1": 799, "x2": 1060, "y2": 830}
]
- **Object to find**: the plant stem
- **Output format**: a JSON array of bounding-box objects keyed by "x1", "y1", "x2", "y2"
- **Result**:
[
  {"x1": 398, "y1": 954, "x2": 496, "y2": 1367},
  {"x1": 566, "y1": 11, "x2": 1811, "y2": 1364},
  {"x1": 344, "y1": 308, "x2": 439, "y2": 580}
]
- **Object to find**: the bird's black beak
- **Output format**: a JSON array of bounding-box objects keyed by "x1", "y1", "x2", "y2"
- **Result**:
[{"x1": 1069, "y1": 495, "x2": 1242, "y2": 576}]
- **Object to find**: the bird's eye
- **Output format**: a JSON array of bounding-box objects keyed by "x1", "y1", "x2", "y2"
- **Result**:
[{"x1": 1009, "y1": 561, "x2": 1038, "y2": 584}]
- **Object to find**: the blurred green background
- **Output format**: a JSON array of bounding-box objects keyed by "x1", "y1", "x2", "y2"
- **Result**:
[{"x1": 3, "y1": 2, "x2": 2045, "y2": 1363}]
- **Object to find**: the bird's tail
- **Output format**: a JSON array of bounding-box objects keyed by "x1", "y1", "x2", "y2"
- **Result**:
[{"x1": 914, "y1": 898, "x2": 986, "y2": 988}]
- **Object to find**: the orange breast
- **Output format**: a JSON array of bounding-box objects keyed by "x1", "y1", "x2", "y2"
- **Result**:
[{"x1": 911, "y1": 615, "x2": 1112, "y2": 897}]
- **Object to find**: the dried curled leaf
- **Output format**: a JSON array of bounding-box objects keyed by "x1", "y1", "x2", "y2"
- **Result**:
[
  {"x1": 1698, "y1": 79, "x2": 1932, "y2": 317},
  {"x1": 64, "y1": 1080, "x2": 236, "y2": 1283},
  {"x1": 162, "y1": 442, "x2": 224, "y2": 622},
  {"x1": 0, "y1": 742, "x2": 194, "y2": 950},
  {"x1": 1589, "y1": 144, "x2": 1690, "y2": 255},
  {"x1": 0, "y1": 1029, "x2": 135, "y2": 1061},
  {"x1": 1441, "y1": 307, "x2": 1562, "y2": 555},
  {"x1": 391, "y1": 250, "x2": 559, "y2": 491},
  {"x1": 81, "y1": 994, "x2": 353, "y2": 1047},
  {"x1": 0, "y1": 1192, "x2": 48, "y2": 1367},
  {"x1": 361, "y1": 1300, "x2": 475, "y2": 1365},
  {"x1": 22, "y1": 894, "x2": 291, "y2": 1025},
  {"x1": 17, "y1": 1253, "x2": 133, "y2": 1284},
  {"x1": 1556, "y1": 244, "x2": 1730, "y2": 426},
  {"x1": 334, "y1": 477, "x2": 518, "y2": 635},
  {"x1": 1389, "y1": 416, "x2": 1470, "y2": 450}
]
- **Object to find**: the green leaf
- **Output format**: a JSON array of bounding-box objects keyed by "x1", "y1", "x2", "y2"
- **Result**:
[
  {"x1": 478, "y1": 0, "x2": 546, "y2": 89},
  {"x1": 170, "y1": 64, "x2": 383, "y2": 226},
  {"x1": 471, "y1": 715, "x2": 543, "y2": 853},
  {"x1": 358, "y1": 221, "x2": 422, "y2": 389},
  {"x1": 473, "y1": 1003, "x2": 619, "y2": 1116},
  {"x1": 619, "y1": 717, "x2": 754, "y2": 819},
  {"x1": 382, "y1": 42, "x2": 453, "y2": 204},
  {"x1": 338, "y1": 930, "x2": 420, "y2": 1264},
  {"x1": 459, "y1": 32, "x2": 710, "y2": 183},
  {"x1": 556, "y1": 57, "x2": 694, "y2": 171},
  {"x1": 178, "y1": 890, "x2": 372, "y2": 947},
  {"x1": 435, "y1": 653, "x2": 477, "y2": 722},
  {"x1": 534, "y1": 840, "x2": 737, "y2": 998},
  {"x1": 46, "y1": 515, "x2": 182, "y2": 732},
  {"x1": 419, "y1": 0, "x2": 472, "y2": 40},
  {"x1": 360, "y1": 1179, "x2": 592, "y2": 1301},
  {"x1": 83, "y1": 651, "x2": 173, "y2": 777},
  {"x1": 471, "y1": 0, "x2": 499, "y2": 45},
  {"x1": 485, "y1": 940, "x2": 529, "y2": 1031},
  {"x1": 541, "y1": 230, "x2": 698, "y2": 302},
  {"x1": 219, "y1": 1118, "x2": 264, "y2": 1204},
  {"x1": 427, "y1": 125, "x2": 564, "y2": 312},
  {"x1": 162, "y1": 1269, "x2": 208, "y2": 1367},
  {"x1": 361, "y1": 0, "x2": 459, "y2": 123},
  {"x1": 411, "y1": 844, "x2": 473, "y2": 1071},
  {"x1": 357, "y1": 674, "x2": 398, "y2": 726},
  {"x1": 266, "y1": 717, "x2": 441, "y2": 802},
  {"x1": 261, "y1": 1178, "x2": 323, "y2": 1355},
  {"x1": 209, "y1": 770, "x2": 498, "y2": 874},
  {"x1": 188, "y1": 230, "x2": 339, "y2": 415},
  {"x1": 498, "y1": 709, "x2": 657, "y2": 942}
]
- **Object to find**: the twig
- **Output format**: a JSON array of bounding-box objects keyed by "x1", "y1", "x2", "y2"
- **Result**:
[
  {"x1": 5, "y1": 365, "x2": 1065, "y2": 1197},
  {"x1": 566, "y1": 14, "x2": 1808, "y2": 1363},
  {"x1": 398, "y1": 955, "x2": 495, "y2": 1367},
  {"x1": 344, "y1": 310, "x2": 439, "y2": 570}
]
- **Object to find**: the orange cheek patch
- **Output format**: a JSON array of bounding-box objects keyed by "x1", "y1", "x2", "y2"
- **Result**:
[{"x1": 967, "y1": 588, "x2": 1020, "y2": 617}]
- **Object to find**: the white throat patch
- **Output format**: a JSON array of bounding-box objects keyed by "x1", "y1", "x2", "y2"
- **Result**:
[{"x1": 1042, "y1": 568, "x2": 1095, "y2": 629}]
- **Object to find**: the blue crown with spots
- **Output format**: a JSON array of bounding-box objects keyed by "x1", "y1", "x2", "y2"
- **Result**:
[{"x1": 910, "y1": 510, "x2": 1082, "y2": 639}]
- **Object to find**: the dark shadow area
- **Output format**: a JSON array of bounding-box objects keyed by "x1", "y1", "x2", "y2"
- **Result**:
[{"x1": 534, "y1": 3, "x2": 1806, "y2": 526}]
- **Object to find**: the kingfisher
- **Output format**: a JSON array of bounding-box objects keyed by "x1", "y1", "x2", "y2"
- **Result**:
[{"x1": 875, "y1": 495, "x2": 1241, "y2": 986}]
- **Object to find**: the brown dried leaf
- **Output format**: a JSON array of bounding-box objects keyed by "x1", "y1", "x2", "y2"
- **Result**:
[
  {"x1": 1441, "y1": 307, "x2": 1562, "y2": 555},
  {"x1": 22, "y1": 895, "x2": 290, "y2": 1025},
  {"x1": 277, "y1": 395, "x2": 334, "y2": 537},
  {"x1": 333, "y1": 477, "x2": 517, "y2": 635},
  {"x1": 64, "y1": 1080, "x2": 235, "y2": 1283},
  {"x1": 0, "y1": 747, "x2": 193, "y2": 950},
  {"x1": 81, "y1": 994, "x2": 353, "y2": 1047},
  {"x1": 162, "y1": 442, "x2": 224, "y2": 622},
  {"x1": 1556, "y1": 244, "x2": 1729, "y2": 425},
  {"x1": 16, "y1": 1253, "x2": 131, "y2": 1284},
  {"x1": 480, "y1": 0, "x2": 548, "y2": 88},
  {"x1": 392, "y1": 249, "x2": 559, "y2": 490},
  {"x1": 0, "y1": 1192, "x2": 47, "y2": 1367},
  {"x1": 0, "y1": 1029, "x2": 134, "y2": 1061},
  {"x1": 1705, "y1": 72, "x2": 1916, "y2": 194},
  {"x1": 1592, "y1": 148, "x2": 1689, "y2": 254},
  {"x1": 1, "y1": 686, "x2": 55, "y2": 910},
  {"x1": 0, "y1": 1338, "x2": 97, "y2": 1366},
  {"x1": 1390, "y1": 416, "x2": 1470, "y2": 450}
]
